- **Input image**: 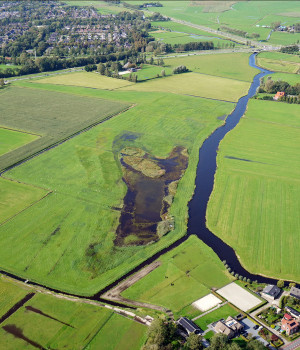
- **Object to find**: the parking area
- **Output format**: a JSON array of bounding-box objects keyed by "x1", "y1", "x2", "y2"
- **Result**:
[
  {"x1": 241, "y1": 318, "x2": 269, "y2": 346},
  {"x1": 217, "y1": 282, "x2": 262, "y2": 311}
]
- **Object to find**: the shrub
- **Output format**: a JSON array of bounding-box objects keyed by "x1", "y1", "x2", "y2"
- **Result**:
[{"x1": 173, "y1": 65, "x2": 189, "y2": 74}]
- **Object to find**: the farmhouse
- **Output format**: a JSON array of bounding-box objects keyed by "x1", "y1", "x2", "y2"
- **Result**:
[
  {"x1": 290, "y1": 287, "x2": 300, "y2": 300},
  {"x1": 281, "y1": 318, "x2": 299, "y2": 336},
  {"x1": 261, "y1": 285, "x2": 281, "y2": 300},
  {"x1": 273, "y1": 91, "x2": 285, "y2": 100},
  {"x1": 214, "y1": 316, "x2": 244, "y2": 339},
  {"x1": 177, "y1": 317, "x2": 202, "y2": 335}
]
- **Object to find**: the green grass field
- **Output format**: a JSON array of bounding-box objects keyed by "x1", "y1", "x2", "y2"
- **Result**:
[
  {"x1": 0, "y1": 291, "x2": 146, "y2": 350},
  {"x1": 0, "y1": 178, "x2": 47, "y2": 224},
  {"x1": 64, "y1": 1, "x2": 127, "y2": 14},
  {"x1": 0, "y1": 80, "x2": 234, "y2": 295},
  {"x1": 268, "y1": 31, "x2": 300, "y2": 46},
  {"x1": 194, "y1": 304, "x2": 239, "y2": 330},
  {"x1": 120, "y1": 72, "x2": 250, "y2": 102},
  {"x1": 151, "y1": 21, "x2": 216, "y2": 36},
  {"x1": 164, "y1": 53, "x2": 258, "y2": 82},
  {"x1": 256, "y1": 52, "x2": 300, "y2": 73},
  {"x1": 0, "y1": 64, "x2": 19, "y2": 70},
  {"x1": 86, "y1": 313, "x2": 147, "y2": 350},
  {"x1": 142, "y1": 1, "x2": 300, "y2": 44},
  {"x1": 207, "y1": 99, "x2": 300, "y2": 282},
  {"x1": 36, "y1": 71, "x2": 133, "y2": 90},
  {"x1": 121, "y1": 236, "x2": 234, "y2": 318},
  {"x1": 0, "y1": 85, "x2": 128, "y2": 170},
  {"x1": 0, "y1": 128, "x2": 39, "y2": 156},
  {"x1": 264, "y1": 72, "x2": 300, "y2": 85},
  {"x1": 0, "y1": 277, "x2": 31, "y2": 318},
  {"x1": 122, "y1": 64, "x2": 173, "y2": 81}
]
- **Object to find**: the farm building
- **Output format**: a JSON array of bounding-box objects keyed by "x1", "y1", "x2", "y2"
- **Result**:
[
  {"x1": 177, "y1": 317, "x2": 202, "y2": 335},
  {"x1": 261, "y1": 285, "x2": 281, "y2": 300},
  {"x1": 290, "y1": 287, "x2": 300, "y2": 300},
  {"x1": 273, "y1": 91, "x2": 285, "y2": 100}
]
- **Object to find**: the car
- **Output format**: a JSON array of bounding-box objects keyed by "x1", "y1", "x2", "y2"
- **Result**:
[{"x1": 253, "y1": 325, "x2": 259, "y2": 330}]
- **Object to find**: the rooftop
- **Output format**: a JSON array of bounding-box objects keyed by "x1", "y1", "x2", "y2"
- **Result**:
[{"x1": 262, "y1": 285, "x2": 281, "y2": 298}]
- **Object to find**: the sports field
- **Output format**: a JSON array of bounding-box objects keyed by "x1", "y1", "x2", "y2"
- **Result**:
[
  {"x1": 0, "y1": 86, "x2": 128, "y2": 170},
  {"x1": 164, "y1": 53, "x2": 258, "y2": 82},
  {"x1": 216, "y1": 283, "x2": 261, "y2": 312},
  {"x1": 0, "y1": 292, "x2": 146, "y2": 350},
  {"x1": 121, "y1": 235, "x2": 234, "y2": 318},
  {"x1": 0, "y1": 128, "x2": 39, "y2": 156},
  {"x1": 1, "y1": 80, "x2": 234, "y2": 295},
  {"x1": 207, "y1": 99, "x2": 300, "y2": 282},
  {"x1": 120, "y1": 72, "x2": 250, "y2": 102},
  {"x1": 256, "y1": 52, "x2": 300, "y2": 74}
]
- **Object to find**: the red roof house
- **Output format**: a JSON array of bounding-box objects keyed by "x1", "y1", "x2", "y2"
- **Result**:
[
  {"x1": 273, "y1": 91, "x2": 285, "y2": 100},
  {"x1": 281, "y1": 318, "x2": 299, "y2": 335},
  {"x1": 284, "y1": 313, "x2": 293, "y2": 321}
]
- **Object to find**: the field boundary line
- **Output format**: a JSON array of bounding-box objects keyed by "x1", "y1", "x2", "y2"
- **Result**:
[
  {"x1": 0, "y1": 190, "x2": 52, "y2": 227},
  {"x1": 0, "y1": 125, "x2": 42, "y2": 137},
  {"x1": 0, "y1": 104, "x2": 135, "y2": 174}
]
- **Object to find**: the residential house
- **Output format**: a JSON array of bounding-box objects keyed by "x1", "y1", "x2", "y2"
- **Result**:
[
  {"x1": 286, "y1": 306, "x2": 300, "y2": 320},
  {"x1": 281, "y1": 318, "x2": 299, "y2": 336},
  {"x1": 214, "y1": 317, "x2": 244, "y2": 339},
  {"x1": 290, "y1": 287, "x2": 300, "y2": 300},
  {"x1": 273, "y1": 91, "x2": 285, "y2": 100},
  {"x1": 177, "y1": 317, "x2": 202, "y2": 335},
  {"x1": 261, "y1": 285, "x2": 281, "y2": 300}
]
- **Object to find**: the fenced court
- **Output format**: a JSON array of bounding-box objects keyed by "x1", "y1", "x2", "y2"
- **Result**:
[{"x1": 216, "y1": 282, "x2": 261, "y2": 311}]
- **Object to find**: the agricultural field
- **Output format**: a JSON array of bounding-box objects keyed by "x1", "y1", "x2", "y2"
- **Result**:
[
  {"x1": 64, "y1": 0, "x2": 126, "y2": 14},
  {"x1": 268, "y1": 31, "x2": 300, "y2": 46},
  {"x1": 120, "y1": 72, "x2": 251, "y2": 102},
  {"x1": 256, "y1": 52, "x2": 300, "y2": 73},
  {"x1": 194, "y1": 304, "x2": 239, "y2": 330},
  {"x1": 0, "y1": 85, "x2": 128, "y2": 170},
  {"x1": 151, "y1": 21, "x2": 216, "y2": 36},
  {"x1": 264, "y1": 72, "x2": 300, "y2": 85},
  {"x1": 150, "y1": 30, "x2": 232, "y2": 47},
  {"x1": 164, "y1": 53, "x2": 258, "y2": 81},
  {"x1": 0, "y1": 128, "x2": 39, "y2": 157},
  {"x1": 207, "y1": 99, "x2": 300, "y2": 282},
  {"x1": 87, "y1": 313, "x2": 147, "y2": 350},
  {"x1": 0, "y1": 291, "x2": 146, "y2": 350},
  {"x1": 36, "y1": 71, "x2": 134, "y2": 90},
  {"x1": 0, "y1": 80, "x2": 234, "y2": 295},
  {"x1": 139, "y1": 1, "x2": 300, "y2": 44},
  {"x1": 0, "y1": 178, "x2": 47, "y2": 224},
  {"x1": 0, "y1": 277, "x2": 31, "y2": 318},
  {"x1": 121, "y1": 235, "x2": 234, "y2": 318}
]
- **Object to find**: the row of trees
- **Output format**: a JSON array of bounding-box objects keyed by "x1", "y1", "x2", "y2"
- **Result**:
[
  {"x1": 280, "y1": 45, "x2": 299, "y2": 54},
  {"x1": 259, "y1": 77, "x2": 300, "y2": 96}
]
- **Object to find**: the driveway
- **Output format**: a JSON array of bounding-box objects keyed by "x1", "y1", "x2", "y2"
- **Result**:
[{"x1": 241, "y1": 318, "x2": 269, "y2": 346}]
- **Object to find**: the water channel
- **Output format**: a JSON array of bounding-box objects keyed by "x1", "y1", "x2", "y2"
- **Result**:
[{"x1": 186, "y1": 53, "x2": 278, "y2": 284}]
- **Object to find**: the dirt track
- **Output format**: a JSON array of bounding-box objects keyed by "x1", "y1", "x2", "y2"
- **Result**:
[{"x1": 101, "y1": 261, "x2": 166, "y2": 311}]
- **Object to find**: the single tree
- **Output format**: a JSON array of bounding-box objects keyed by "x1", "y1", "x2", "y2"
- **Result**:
[
  {"x1": 277, "y1": 280, "x2": 285, "y2": 289},
  {"x1": 184, "y1": 333, "x2": 203, "y2": 350}
]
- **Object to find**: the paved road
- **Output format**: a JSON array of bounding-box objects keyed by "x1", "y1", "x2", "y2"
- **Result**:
[{"x1": 282, "y1": 338, "x2": 300, "y2": 350}]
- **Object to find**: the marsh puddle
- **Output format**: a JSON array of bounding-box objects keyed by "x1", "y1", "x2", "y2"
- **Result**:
[{"x1": 115, "y1": 145, "x2": 188, "y2": 246}]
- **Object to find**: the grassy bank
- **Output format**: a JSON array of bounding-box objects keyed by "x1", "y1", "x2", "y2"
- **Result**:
[{"x1": 207, "y1": 99, "x2": 300, "y2": 282}]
